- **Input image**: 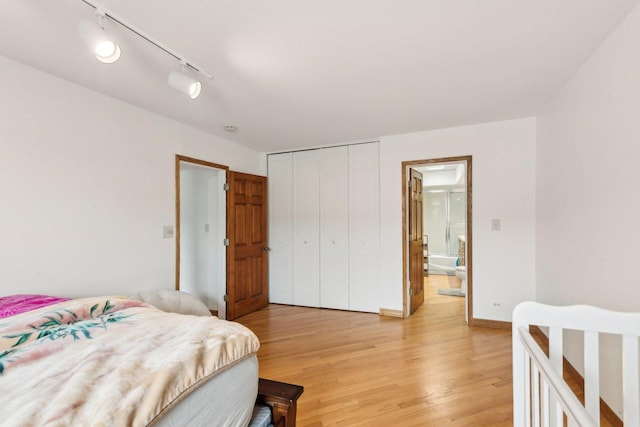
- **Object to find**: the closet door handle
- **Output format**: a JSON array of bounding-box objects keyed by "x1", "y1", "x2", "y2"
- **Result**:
[{"x1": 263, "y1": 246, "x2": 271, "y2": 252}]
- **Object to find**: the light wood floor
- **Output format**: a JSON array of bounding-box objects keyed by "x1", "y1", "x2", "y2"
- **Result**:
[{"x1": 238, "y1": 275, "x2": 514, "y2": 426}]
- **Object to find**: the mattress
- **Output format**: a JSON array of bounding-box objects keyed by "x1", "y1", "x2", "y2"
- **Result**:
[
  {"x1": 248, "y1": 404, "x2": 273, "y2": 427},
  {"x1": 155, "y1": 355, "x2": 259, "y2": 427}
]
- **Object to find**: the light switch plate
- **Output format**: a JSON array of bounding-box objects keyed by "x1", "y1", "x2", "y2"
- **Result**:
[
  {"x1": 163, "y1": 225, "x2": 174, "y2": 238},
  {"x1": 491, "y1": 219, "x2": 501, "y2": 231}
]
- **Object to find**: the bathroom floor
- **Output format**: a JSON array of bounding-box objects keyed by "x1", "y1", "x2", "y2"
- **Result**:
[{"x1": 424, "y1": 274, "x2": 465, "y2": 305}]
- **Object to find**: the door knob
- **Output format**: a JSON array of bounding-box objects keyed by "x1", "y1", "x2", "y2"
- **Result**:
[{"x1": 263, "y1": 247, "x2": 271, "y2": 251}]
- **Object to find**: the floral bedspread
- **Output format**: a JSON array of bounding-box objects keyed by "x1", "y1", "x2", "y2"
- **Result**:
[{"x1": 0, "y1": 296, "x2": 260, "y2": 426}]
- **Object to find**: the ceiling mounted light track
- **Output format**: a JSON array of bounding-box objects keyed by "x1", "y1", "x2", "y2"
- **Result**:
[{"x1": 80, "y1": 0, "x2": 212, "y2": 98}]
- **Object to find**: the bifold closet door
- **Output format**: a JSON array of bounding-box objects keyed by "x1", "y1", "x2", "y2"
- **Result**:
[
  {"x1": 348, "y1": 143, "x2": 380, "y2": 313},
  {"x1": 292, "y1": 151, "x2": 320, "y2": 307},
  {"x1": 268, "y1": 143, "x2": 379, "y2": 313},
  {"x1": 267, "y1": 153, "x2": 293, "y2": 304},
  {"x1": 319, "y1": 147, "x2": 349, "y2": 310}
]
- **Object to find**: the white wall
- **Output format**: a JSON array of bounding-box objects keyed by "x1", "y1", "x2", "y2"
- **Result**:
[
  {"x1": 536, "y1": 3, "x2": 640, "y2": 417},
  {"x1": 179, "y1": 167, "x2": 222, "y2": 310},
  {"x1": 204, "y1": 172, "x2": 222, "y2": 310},
  {"x1": 379, "y1": 118, "x2": 537, "y2": 321},
  {"x1": 536, "y1": 3, "x2": 640, "y2": 310},
  {"x1": 179, "y1": 170, "x2": 198, "y2": 288},
  {"x1": 0, "y1": 55, "x2": 264, "y2": 298}
]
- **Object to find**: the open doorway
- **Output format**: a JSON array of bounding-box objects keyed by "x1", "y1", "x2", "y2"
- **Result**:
[
  {"x1": 402, "y1": 156, "x2": 473, "y2": 324},
  {"x1": 175, "y1": 155, "x2": 229, "y2": 318}
]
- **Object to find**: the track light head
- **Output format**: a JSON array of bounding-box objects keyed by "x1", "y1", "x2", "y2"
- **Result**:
[
  {"x1": 78, "y1": 10, "x2": 121, "y2": 64},
  {"x1": 168, "y1": 66, "x2": 202, "y2": 99},
  {"x1": 94, "y1": 39, "x2": 121, "y2": 63}
]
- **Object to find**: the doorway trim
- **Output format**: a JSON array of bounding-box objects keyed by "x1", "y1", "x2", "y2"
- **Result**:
[
  {"x1": 174, "y1": 155, "x2": 229, "y2": 291},
  {"x1": 401, "y1": 155, "x2": 474, "y2": 324}
]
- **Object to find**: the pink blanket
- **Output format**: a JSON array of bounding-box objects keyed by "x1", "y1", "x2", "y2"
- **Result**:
[{"x1": 0, "y1": 294, "x2": 70, "y2": 319}]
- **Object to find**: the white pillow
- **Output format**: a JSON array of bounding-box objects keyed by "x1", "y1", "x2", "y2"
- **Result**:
[{"x1": 129, "y1": 289, "x2": 212, "y2": 317}]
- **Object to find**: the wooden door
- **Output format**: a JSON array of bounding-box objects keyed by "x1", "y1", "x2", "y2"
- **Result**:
[
  {"x1": 226, "y1": 171, "x2": 268, "y2": 320},
  {"x1": 409, "y1": 168, "x2": 425, "y2": 314}
]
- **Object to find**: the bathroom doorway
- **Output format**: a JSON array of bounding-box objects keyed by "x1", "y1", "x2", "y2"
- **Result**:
[
  {"x1": 402, "y1": 156, "x2": 473, "y2": 324},
  {"x1": 175, "y1": 155, "x2": 228, "y2": 318}
]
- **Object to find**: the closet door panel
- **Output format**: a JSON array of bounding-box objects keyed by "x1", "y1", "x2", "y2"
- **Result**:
[
  {"x1": 292, "y1": 151, "x2": 320, "y2": 307},
  {"x1": 348, "y1": 143, "x2": 380, "y2": 313},
  {"x1": 319, "y1": 147, "x2": 349, "y2": 310},
  {"x1": 267, "y1": 153, "x2": 293, "y2": 304}
]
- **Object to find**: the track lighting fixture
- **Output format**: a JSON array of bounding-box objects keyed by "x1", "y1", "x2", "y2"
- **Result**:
[
  {"x1": 93, "y1": 12, "x2": 120, "y2": 63},
  {"x1": 80, "y1": 0, "x2": 212, "y2": 98},
  {"x1": 168, "y1": 62, "x2": 202, "y2": 99},
  {"x1": 78, "y1": 10, "x2": 121, "y2": 64}
]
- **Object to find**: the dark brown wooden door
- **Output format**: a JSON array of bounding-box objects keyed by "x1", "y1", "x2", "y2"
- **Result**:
[
  {"x1": 226, "y1": 171, "x2": 268, "y2": 320},
  {"x1": 409, "y1": 168, "x2": 425, "y2": 314}
]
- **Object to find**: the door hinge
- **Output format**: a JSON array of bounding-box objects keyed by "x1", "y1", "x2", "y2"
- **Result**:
[
  {"x1": 223, "y1": 238, "x2": 230, "y2": 246},
  {"x1": 408, "y1": 180, "x2": 412, "y2": 189},
  {"x1": 223, "y1": 182, "x2": 230, "y2": 191},
  {"x1": 223, "y1": 294, "x2": 228, "y2": 302},
  {"x1": 409, "y1": 287, "x2": 414, "y2": 296}
]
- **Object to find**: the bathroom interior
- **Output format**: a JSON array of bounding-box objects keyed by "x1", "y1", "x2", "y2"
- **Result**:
[{"x1": 416, "y1": 162, "x2": 467, "y2": 298}]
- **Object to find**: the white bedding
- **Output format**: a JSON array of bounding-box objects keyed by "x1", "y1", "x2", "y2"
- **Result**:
[{"x1": 155, "y1": 355, "x2": 259, "y2": 427}]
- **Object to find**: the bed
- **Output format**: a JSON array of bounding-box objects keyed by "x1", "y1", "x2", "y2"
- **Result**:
[
  {"x1": 512, "y1": 301, "x2": 640, "y2": 426},
  {"x1": 0, "y1": 293, "x2": 261, "y2": 426}
]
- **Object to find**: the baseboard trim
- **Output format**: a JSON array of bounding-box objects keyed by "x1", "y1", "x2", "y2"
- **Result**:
[
  {"x1": 379, "y1": 308, "x2": 404, "y2": 318},
  {"x1": 471, "y1": 318, "x2": 511, "y2": 329},
  {"x1": 530, "y1": 326, "x2": 622, "y2": 427}
]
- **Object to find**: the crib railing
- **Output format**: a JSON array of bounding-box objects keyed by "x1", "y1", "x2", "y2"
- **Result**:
[{"x1": 512, "y1": 302, "x2": 640, "y2": 427}]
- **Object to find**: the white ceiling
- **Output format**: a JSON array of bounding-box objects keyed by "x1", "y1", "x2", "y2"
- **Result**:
[{"x1": 1, "y1": 0, "x2": 637, "y2": 152}]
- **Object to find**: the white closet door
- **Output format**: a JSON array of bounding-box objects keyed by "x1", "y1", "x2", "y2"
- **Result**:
[
  {"x1": 267, "y1": 153, "x2": 293, "y2": 304},
  {"x1": 319, "y1": 147, "x2": 349, "y2": 310},
  {"x1": 348, "y1": 143, "x2": 380, "y2": 313},
  {"x1": 292, "y1": 151, "x2": 320, "y2": 307}
]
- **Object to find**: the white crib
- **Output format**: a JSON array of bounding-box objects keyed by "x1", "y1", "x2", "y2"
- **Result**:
[{"x1": 512, "y1": 302, "x2": 640, "y2": 427}]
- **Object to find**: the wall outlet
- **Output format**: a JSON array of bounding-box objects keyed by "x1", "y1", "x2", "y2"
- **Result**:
[
  {"x1": 163, "y1": 225, "x2": 174, "y2": 239},
  {"x1": 491, "y1": 301, "x2": 501, "y2": 308}
]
